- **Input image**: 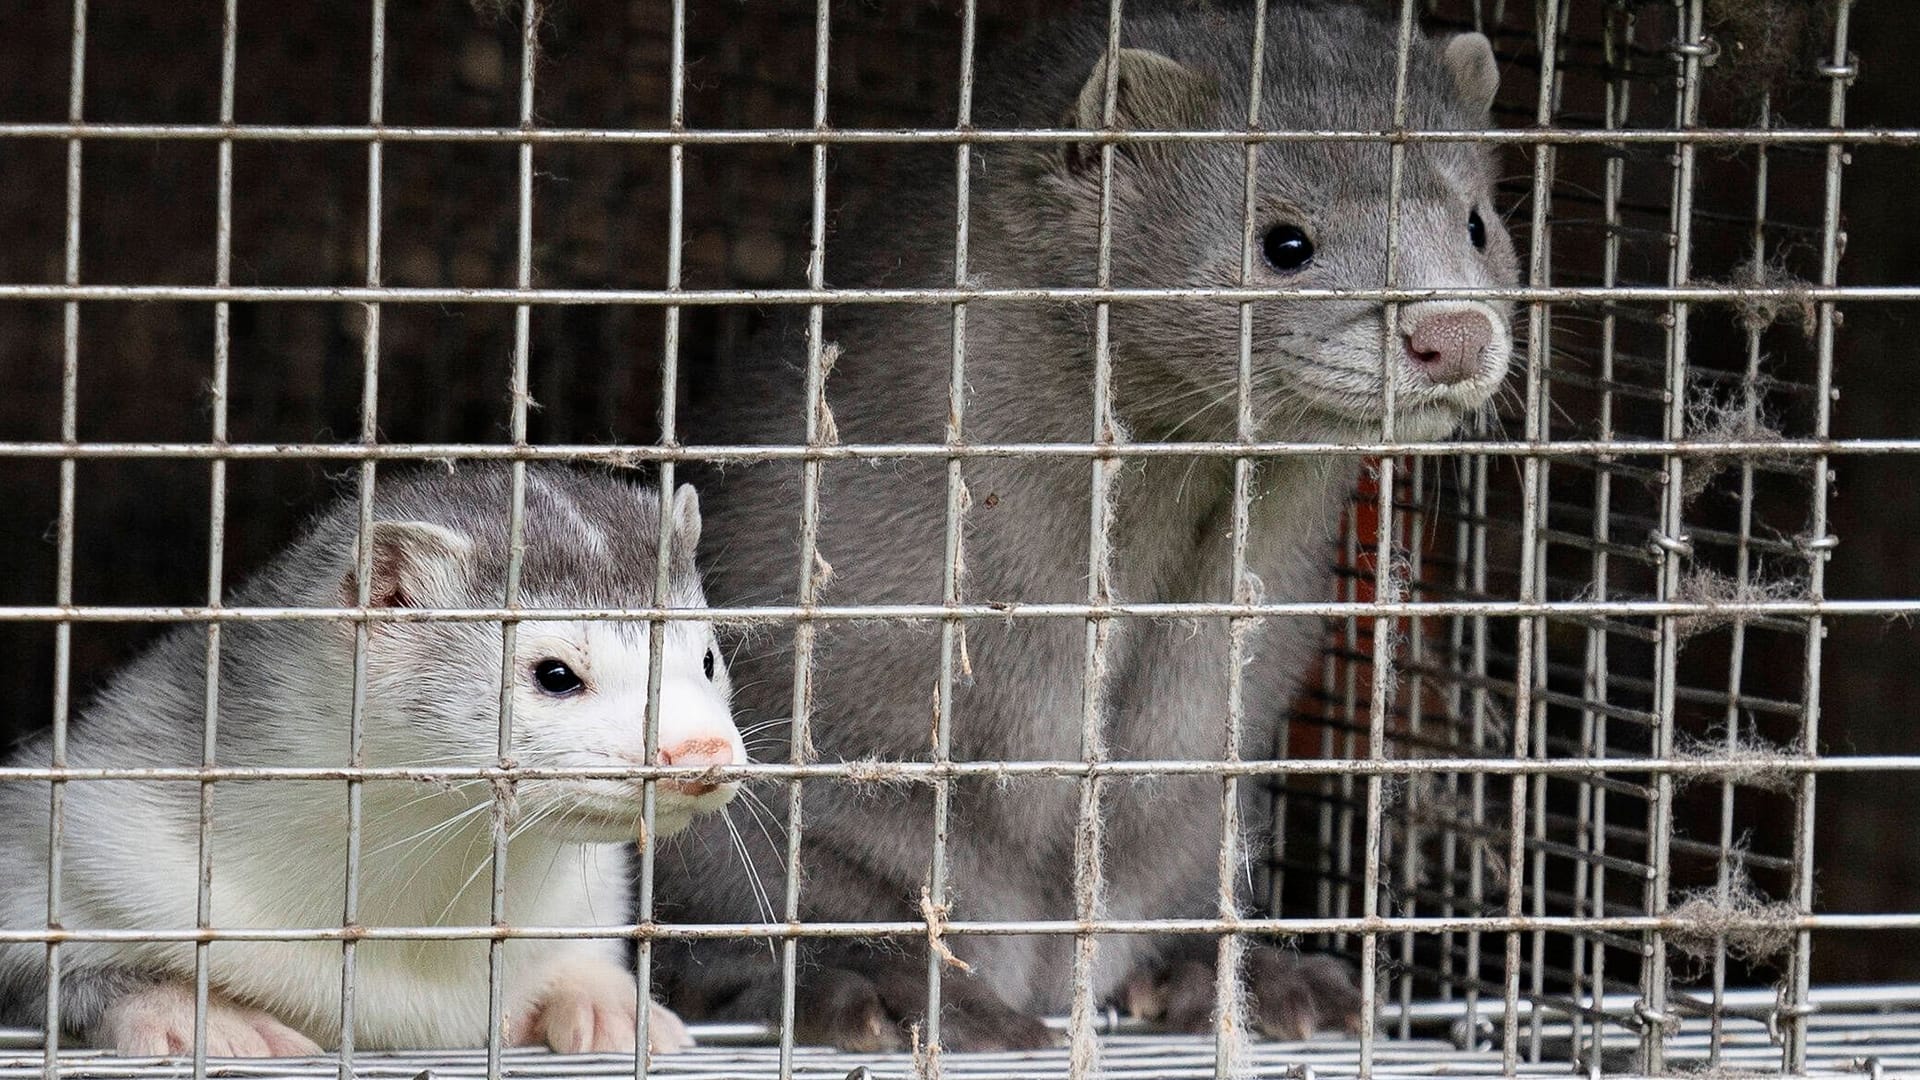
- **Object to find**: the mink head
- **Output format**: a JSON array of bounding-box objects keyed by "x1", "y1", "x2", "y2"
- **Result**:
[
  {"x1": 992, "y1": 2, "x2": 1519, "y2": 442},
  {"x1": 316, "y1": 465, "x2": 743, "y2": 840}
]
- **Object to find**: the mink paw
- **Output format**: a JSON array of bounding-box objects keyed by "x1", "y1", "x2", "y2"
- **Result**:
[
  {"x1": 514, "y1": 958, "x2": 692, "y2": 1054},
  {"x1": 97, "y1": 981, "x2": 321, "y2": 1058},
  {"x1": 797, "y1": 964, "x2": 1058, "y2": 1053},
  {"x1": 1121, "y1": 943, "x2": 1363, "y2": 1041}
]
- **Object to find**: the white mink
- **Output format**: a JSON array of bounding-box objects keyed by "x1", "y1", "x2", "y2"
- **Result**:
[{"x1": 0, "y1": 464, "x2": 745, "y2": 1057}]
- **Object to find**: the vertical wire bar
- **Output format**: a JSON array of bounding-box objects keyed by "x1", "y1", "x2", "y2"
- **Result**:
[
  {"x1": 1789, "y1": 2, "x2": 1853, "y2": 1069},
  {"x1": 1321, "y1": 505, "x2": 1356, "y2": 953},
  {"x1": 1265, "y1": 735, "x2": 1289, "y2": 926},
  {"x1": 1504, "y1": 0, "x2": 1563, "y2": 1068},
  {"x1": 1265, "y1": 651, "x2": 1298, "y2": 926},
  {"x1": 1394, "y1": 455, "x2": 1426, "y2": 1041},
  {"x1": 484, "y1": 4, "x2": 540, "y2": 1076},
  {"x1": 925, "y1": 0, "x2": 979, "y2": 1067},
  {"x1": 1708, "y1": 99, "x2": 1773, "y2": 1068},
  {"x1": 1527, "y1": 8, "x2": 1570, "y2": 1059},
  {"x1": 1526, "y1": 548, "x2": 1549, "y2": 1062},
  {"x1": 1438, "y1": 455, "x2": 1475, "y2": 1008},
  {"x1": 634, "y1": 0, "x2": 688, "y2": 1072},
  {"x1": 1572, "y1": 6, "x2": 1635, "y2": 1059},
  {"x1": 779, "y1": 5, "x2": 831, "y2": 1075},
  {"x1": 1313, "y1": 604, "x2": 1343, "y2": 948},
  {"x1": 1213, "y1": 6, "x2": 1268, "y2": 1076},
  {"x1": 1644, "y1": 3, "x2": 1707, "y2": 1071},
  {"x1": 1265, "y1": 675, "x2": 1301, "y2": 927},
  {"x1": 1452, "y1": 5, "x2": 1492, "y2": 1024},
  {"x1": 1317, "y1": 590, "x2": 1341, "y2": 947},
  {"x1": 1600, "y1": 8, "x2": 1645, "y2": 1047},
  {"x1": 1464, "y1": 453, "x2": 1489, "y2": 1026},
  {"x1": 1355, "y1": 1, "x2": 1418, "y2": 1071},
  {"x1": 41, "y1": 2, "x2": 86, "y2": 1073},
  {"x1": 1330, "y1": 514, "x2": 1358, "y2": 952},
  {"x1": 1068, "y1": 5, "x2": 1126, "y2": 1076},
  {"x1": 337, "y1": 3, "x2": 386, "y2": 1074},
  {"x1": 189, "y1": 2, "x2": 240, "y2": 1075}
]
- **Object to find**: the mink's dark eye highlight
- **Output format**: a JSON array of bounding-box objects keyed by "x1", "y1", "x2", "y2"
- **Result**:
[
  {"x1": 533, "y1": 659, "x2": 584, "y2": 695},
  {"x1": 1262, "y1": 224, "x2": 1314, "y2": 272},
  {"x1": 1468, "y1": 208, "x2": 1488, "y2": 251},
  {"x1": 703, "y1": 647, "x2": 717, "y2": 681}
]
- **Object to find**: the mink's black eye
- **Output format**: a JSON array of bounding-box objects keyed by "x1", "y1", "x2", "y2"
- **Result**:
[
  {"x1": 1262, "y1": 224, "x2": 1314, "y2": 272},
  {"x1": 533, "y1": 659, "x2": 584, "y2": 695},
  {"x1": 703, "y1": 647, "x2": 717, "y2": 681},
  {"x1": 1468, "y1": 208, "x2": 1488, "y2": 251}
]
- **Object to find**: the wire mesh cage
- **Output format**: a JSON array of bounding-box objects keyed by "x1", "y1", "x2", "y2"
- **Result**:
[{"x1": 1, "y1": 0, "x2": 1916, "y2": 1078}]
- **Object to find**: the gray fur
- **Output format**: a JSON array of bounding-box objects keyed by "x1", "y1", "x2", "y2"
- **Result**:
[
  {"x1": 0, "y1": 968, "x2": 168, "y2": 1041},
  {"x1": 0, "y1": 465, "x2": 720, "y2": 1048},
  {"x1": 659, "y1": 0, "x2": 1518, "y2": 1049}
]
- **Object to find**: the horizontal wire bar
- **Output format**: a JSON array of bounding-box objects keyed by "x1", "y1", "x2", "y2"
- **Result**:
[
  {"x1": 1, "y1": 283, "x2": 1916, "y2": 304},
  {"x1": 0, "y1": 439, "x2": 1912, "y2": 462},
  {"x1": 0, "y1": 912, "x2": 1909, "y2": 946},
  {"x1": 0, "y1": 754, "x2": 1909, "y2": 784},
  {"x1": 13, "y1": 985, "x2": 1916, "y2": 1052},
  {"x1": 0, "y1": 122, "x2": 1915, "y2": 146},
  {"x1": 0, "y1": 598, "x2": 1904, "y2": 623}
]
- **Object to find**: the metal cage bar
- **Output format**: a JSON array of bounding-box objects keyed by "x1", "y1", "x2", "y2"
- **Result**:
[
  {"x1": 1216, "y1": 2, "x2": 1274, "y2": 1076},
  {"x1": 37, "y1": 0, "x2": 87, "y2": 1076},
  {"x1": 336, "y1": 3, "x2": 389, "y2": 1075},
  {"x1": 185, "y1": 2, "x2": 240, "y2": 1076},
  {"x1": 632, "y1": 0, "x2": 692, "y2": 1071},
  {"x1": 1, "y1": 121, "x2": 1916, "y2": 147},
  {"x1": 1788, "y1": 1, "x2": 1859, "y2": 1071},
  {"x1": 927, "y1": 0, "x2": 981, "y2": 1072}
]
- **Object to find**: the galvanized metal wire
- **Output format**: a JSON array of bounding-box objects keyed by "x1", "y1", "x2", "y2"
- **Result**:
[
  {"x1": 5, "y1": 989, "x2": 1920, "y2": 1078},
  {"x1": 1, "y1": 0, "x2": 1907, "y2": 1077}
]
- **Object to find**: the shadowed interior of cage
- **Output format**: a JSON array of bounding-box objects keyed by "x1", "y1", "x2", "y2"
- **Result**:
[{"x1": 1262, "y1": 0, "x2": 1836, "y2": 1056}]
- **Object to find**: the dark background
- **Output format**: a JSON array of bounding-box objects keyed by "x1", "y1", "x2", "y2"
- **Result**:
[{"x1": 0, "y1": 0, "x2": 1914, "y2": 988}]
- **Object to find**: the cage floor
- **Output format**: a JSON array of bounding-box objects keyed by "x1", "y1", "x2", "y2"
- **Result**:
[{"x1": 3, "y1": 990, "x2": 1916, "y2": 1079}]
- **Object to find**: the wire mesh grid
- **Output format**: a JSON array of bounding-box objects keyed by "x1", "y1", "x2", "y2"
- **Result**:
[{"x1": 0, "y1": 0, "x2": 1913, "y2": 1078}]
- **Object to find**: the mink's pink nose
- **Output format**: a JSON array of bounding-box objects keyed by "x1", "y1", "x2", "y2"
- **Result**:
[
  {"x1": 657, "y1": 737, "x2": 735, "y2": 797},
  {"x1": 1403, "y1": 308, "x2": 1495, "y2": 386}
]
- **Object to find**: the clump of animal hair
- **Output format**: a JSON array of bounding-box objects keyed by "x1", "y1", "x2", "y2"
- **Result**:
[
  {"x1": 1210, "y1": 934, "x2": 1253, "y2": 1077},
  {"x1": 1703, "y1": 0, "x2": 1831, "y2": 100},
  {"x1": 1666, "y1": 855, "x2": 1797, "y2": 968},
  {"x1": 908, "y1": 1021, "x2": 934, "y2": 1078},
  {"x1": 1679, "y1": 377, "x2": 1790, "y2": 505},
  {"x1": 1671, "y1": 566, "x2": 1808, "y2": 639},
  {"x1": 837, "y1": 757, "x2": 917, "y2": 791},
  {"x1": 1720, "y1": 253, "x2": 1818, "y2": 339},
  {"x1": 1673, "y1": 728, "x2": 1803, "y2": 794},
  {"x1": 1350, "y1": 548, "x2": 1414, "y2": 712}
]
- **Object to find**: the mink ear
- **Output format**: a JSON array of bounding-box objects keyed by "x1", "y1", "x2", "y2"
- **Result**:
[
  {"x1": 1442, "y1": 32, "x2": 1500, "y2": 113},
  {"x1": 341, "y1": 521, "x2": 472, "y2": 609},
  {"x1": 670, "y1": 483, "x2": 703, "y2": 554},
  {"x1": 1063, "y1": 47, "x2": 1215, "y2": 171}
]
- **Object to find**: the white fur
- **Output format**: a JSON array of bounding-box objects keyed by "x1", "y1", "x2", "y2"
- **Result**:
[{"x1": 0, "y1": 470, "x2": 741, "y2": 1055}]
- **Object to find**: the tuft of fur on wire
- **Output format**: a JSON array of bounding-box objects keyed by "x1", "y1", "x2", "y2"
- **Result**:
[
  {"x1": 1672, "y1": 566, "x2": 1810, "y2": 639},
  {"x1": 1666, "y1": 853, "x2": 1798, "y2": 969},
  {"x1": 1679, "y1": 376, "x2": 1793, "y2": 506}
]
